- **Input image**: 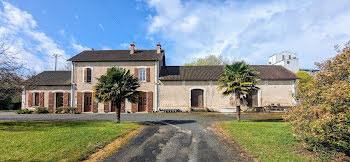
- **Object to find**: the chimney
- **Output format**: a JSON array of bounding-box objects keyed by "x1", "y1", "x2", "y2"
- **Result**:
[
  {"x1": 91, "y1": 48, "x2": 94, "y2": 51},
  {"x1": 157, "y1": 42, "x2": 161, "y2": 54},
  {"x1": 130, "y1": 41, "x2": 135, "y2": 54}
]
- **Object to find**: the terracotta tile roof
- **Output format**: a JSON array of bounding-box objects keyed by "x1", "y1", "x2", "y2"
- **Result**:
[
  {"x1": 68, "y1": 50, "x2": 164, "y2": 62},
  {"x1": 26, "y1": 71, "x2": 71, "y2": 86},
  {"x1": 159, "y1": 65, "x2": 299, "y2": 81}
]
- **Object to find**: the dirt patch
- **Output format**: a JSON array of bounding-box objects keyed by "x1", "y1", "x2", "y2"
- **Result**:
[
  {"x1": 83, "y1": 126, "x2": 143, "y2": 162},
  {"x1": 208, "y1": 122, "x2": 256, "y2": 162}
]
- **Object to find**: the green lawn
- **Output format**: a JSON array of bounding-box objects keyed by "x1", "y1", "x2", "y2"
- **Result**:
[
  {"x1": 221, "y1": 120, "x2": 316, "y2": 162},
  {"x1": 0, "y1": 121, "x2": 140, "y2": 161}
]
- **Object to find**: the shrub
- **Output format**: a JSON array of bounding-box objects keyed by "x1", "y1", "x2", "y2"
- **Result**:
[
  {"x1": 286, "y1": 43, "x2": 350, "y2": 158},
  {"x1": 56, "y1": 106, "x2": 79, "y2": 114},
  {"x1": 16, "y1": 108, "x2": 34, "y2": 114},
  {"x1": 35, "y1": 107, "x2": 49, "y2": 114}
]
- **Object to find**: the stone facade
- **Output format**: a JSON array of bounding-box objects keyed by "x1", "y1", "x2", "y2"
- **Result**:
[
  {"x1": 22, "y1": 44, "x2": 297, "y2": 113},
  {"x1": 159, "y1": 80, "x2": 296, "y2": 112}
]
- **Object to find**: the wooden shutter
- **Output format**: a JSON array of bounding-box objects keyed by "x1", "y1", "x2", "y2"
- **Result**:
[
  {"x1": 84, "y1": 68, "x2": 87, "y2": 82},
  {"x1": 146, "y1": 68, "x2": 150, "y2": 82},
  {"x1": 77, "y1": 92, "x2": 82, "y2": 113},
  {"x1": 147, "y1": 92, "x2": 153, "y2": 113},
  {"x1": 134, "y1": 68, "x2": 138, "y2": 78},
  {"x1": 28, "y1": 92, "x2": 32, "y2": 107},
  {"x1": 63, "y1": 92, "x2": 69, "y2": 107},
  {"x1": 39, "y1": 92, "x2": 44, "y2": 107},
  {"x1": 48, "y1": 92, "x2": 54, "y2": 112}
]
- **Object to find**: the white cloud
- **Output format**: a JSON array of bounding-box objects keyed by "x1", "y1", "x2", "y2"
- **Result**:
[
  {"x1": 119, "y1": 43, "x2": 129, "y2": 49},
  {"x1": 71, "y1": 38, "x2": 90, "y2": 52},
  {"x1": 101, "y1": 46, "x2": 111, "y2": 50},
  {"x1": 146, "y1": 0, "x2": 350, "y2": 68},
  {"x1": 98, "y1": 24, "x2": 105, "y2": 31},
  {"x1": 58, "y1": 29, "x2": 65, "y2": 35},
  {"x1": 0, "y1": 1, "x2": 69, "y2": 72}
]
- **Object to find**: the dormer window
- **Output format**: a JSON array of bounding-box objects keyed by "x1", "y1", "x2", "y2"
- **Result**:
[
  {"x1": 138, "y1": 68, "x2": 146, "y2": 82},
  {"x1": 84, "y1": 68, "x2": 92, "y2": 83}
]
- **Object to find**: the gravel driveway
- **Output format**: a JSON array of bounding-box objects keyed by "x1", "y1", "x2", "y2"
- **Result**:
[{"x1": 0, "y1": 112, "x2": 254, "y2": 161}]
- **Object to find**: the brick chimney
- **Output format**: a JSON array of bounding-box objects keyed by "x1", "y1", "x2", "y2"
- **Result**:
[
  {"x1": 157, "y1": 42, "x2": 161, "y2": 54},
  {"x1": 130, "y1": 41, "x2": 135, "y2": 54},
  {"x1": 91, "y1": 48, "x2": 94, "y2": 51}
]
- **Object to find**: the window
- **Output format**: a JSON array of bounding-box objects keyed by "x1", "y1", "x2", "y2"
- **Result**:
[
  {"x1": 287, "y1": 61, "x2": 290, "y2": 64},
  {"x1": 56, "y1": 93, "x2": 63, "y2": 107},
  {"x1": 138, "y1": 68, "x2": 146, "y2": 82},
  {"x1": 282, "y1": 55, "x2": 285, "y2": 60},
  {"x1": 84, "y1": 68, "x2": 92, "y2": 83},
  {"x1": 289, "y1": 55, "x2": 291, "y2": 59},
  {"x1": 34, "y1": 93, "x2": 39, "y2": 106}
]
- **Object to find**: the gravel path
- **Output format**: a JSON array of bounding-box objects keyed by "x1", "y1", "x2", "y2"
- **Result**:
[{"x1": 0, "y1": 112, "x2": 253, "y2": 161}]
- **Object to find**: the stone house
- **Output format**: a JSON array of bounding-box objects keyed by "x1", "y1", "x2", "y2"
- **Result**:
[{"x1": 22, "y1": 42, "x2": 299, "y2": 113}]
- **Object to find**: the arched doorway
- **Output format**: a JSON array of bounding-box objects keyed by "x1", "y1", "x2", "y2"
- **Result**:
[{"x1": 191, "y1": 89, "x2": 204, "y2": 107}]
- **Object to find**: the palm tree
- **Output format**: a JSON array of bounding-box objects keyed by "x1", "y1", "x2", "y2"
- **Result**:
[
  {"x1": 218, "y1": 61, "x2": 259, "y2": 122},
  {"x1": 94, "y1": 67, "x2": 140, "y2": 123}
]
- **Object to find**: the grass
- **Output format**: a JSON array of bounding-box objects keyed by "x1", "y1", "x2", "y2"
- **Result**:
[
  {"x1": 0, "y1": 120, "x2": 140, "y2": 161},
  {"x1": 220, "y1": 120, "x2": 316, "y2": 162}
]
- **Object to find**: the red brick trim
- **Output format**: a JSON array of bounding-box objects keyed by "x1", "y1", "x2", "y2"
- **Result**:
[
  {"x1": 77, "y1": 92, "x2": 82, "y2": 113},
  {"x1": 48, "y1": 92, "x2": 54, "y2": 113},
  {"x1": 147, "y1": 91, "x2": 153, "y2": 113}
]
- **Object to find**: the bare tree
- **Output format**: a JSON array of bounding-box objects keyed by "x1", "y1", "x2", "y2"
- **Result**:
[{"x1": 0, "y1": 37, "x2": 34, "y2": 108}]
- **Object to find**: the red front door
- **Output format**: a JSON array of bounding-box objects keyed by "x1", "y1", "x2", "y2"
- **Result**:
[
  {"x1": 84, "y1": 93, "x2": 92, "y2": 112},
  {"x1": 138, "y1": 92, "x2": 147, "y2": 112}
]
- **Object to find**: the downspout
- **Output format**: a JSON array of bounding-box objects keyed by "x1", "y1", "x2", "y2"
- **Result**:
[
  {"x1": 71, "y1": 62, "x2": 75, "y2": 107},
  {"x1": 155, "y1": 61, "x2": 160, "y2": 112}
]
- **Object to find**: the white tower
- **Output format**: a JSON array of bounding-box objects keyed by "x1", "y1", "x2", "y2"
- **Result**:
[{"x1": 269, "y1": 51, "x2": 299, "y2": 72}]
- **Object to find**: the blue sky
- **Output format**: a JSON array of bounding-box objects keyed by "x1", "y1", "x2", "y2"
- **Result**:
[{"x1": 1, "y1": 0, "x2": 350, "y2": 72}]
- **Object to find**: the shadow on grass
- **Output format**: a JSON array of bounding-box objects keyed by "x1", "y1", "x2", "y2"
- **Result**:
[
  {"x1": 249, "y1": 119, "x2": 284, "y2": 122},
  {"x1": 0, "y1": 121, "x2": 104, "y2": 132}
]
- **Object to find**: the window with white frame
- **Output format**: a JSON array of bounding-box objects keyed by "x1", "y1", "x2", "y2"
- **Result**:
[{"x1": 138, "y1": 68, "x2": 146, "y2": 82}]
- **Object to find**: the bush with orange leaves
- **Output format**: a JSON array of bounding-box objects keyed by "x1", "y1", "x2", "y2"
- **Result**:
[{"x1": 286, "y1": 42, "x2": 350, "y2": 157}]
